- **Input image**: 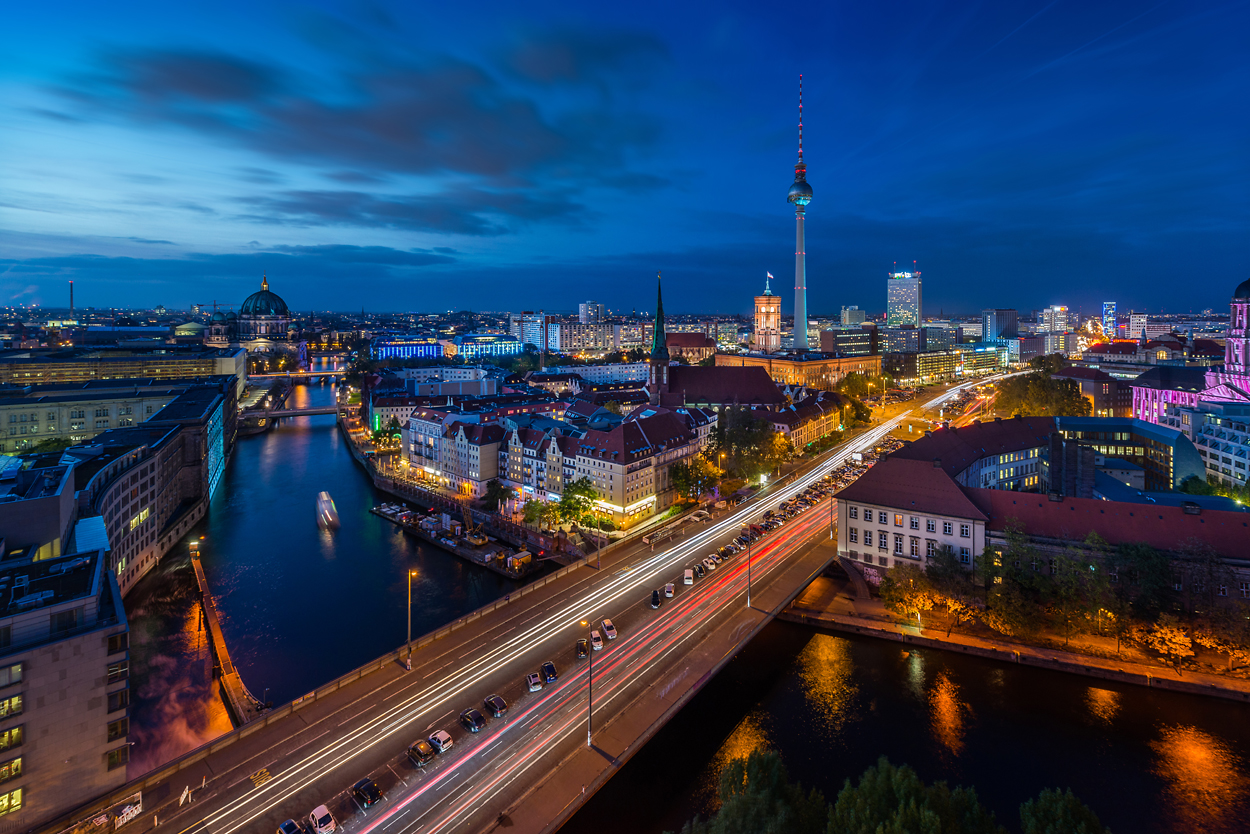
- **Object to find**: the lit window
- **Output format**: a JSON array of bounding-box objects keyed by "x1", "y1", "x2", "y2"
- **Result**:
[{"x1": 0, "y1": 787, "x2": 21, "y2": 817}]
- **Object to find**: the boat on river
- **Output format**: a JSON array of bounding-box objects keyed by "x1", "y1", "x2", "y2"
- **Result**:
[{"x1": 316, "y1": 491, "x2": 340, "y2": 530}]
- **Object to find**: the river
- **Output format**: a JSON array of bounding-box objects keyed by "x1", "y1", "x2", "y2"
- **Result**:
[{"x1": 125, "y1": 377, "x2": 1250, "y2": 833}]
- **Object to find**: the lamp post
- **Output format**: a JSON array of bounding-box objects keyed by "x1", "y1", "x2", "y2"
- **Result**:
[
  {"x1": 584, "y1": 620, "x2": 594, "y2": 747},
  {"x1": 405, "y1": 569, "x2": 417, "y2": 670},
  {"x1": 746, "y1": 533, "x2": 752, "y2": 609}
]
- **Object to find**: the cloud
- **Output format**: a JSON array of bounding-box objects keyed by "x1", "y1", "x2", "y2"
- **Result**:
[
  {"x1": 502, "y1": 28, "x2": 668, "y2": 86},
  {"x1": 122, "y1": 236, "x2": 175, "y2": 245}
]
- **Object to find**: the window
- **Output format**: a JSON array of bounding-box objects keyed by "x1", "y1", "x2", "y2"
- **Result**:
[
  {"x1": 959, "y1": 547, "x2": 970, "y2": 564},
  {"x1": 959, "y1": 524, "x2": 970, "y2": 538},
  {"x1": 893, "y1": 514, "x2": 903, "y2": 527},
  {"x1": 926, "y1": 539, "x2": 936, "y2": 557},
  {"x1": 0, "y1": 698, "x2": 20, "y2": 720},
  {"x1": 0, "y1": 758, "x2": 19, "y2": 785},
  {"x1": 107, "y1": 746, "x2": 129, "y2": 771},
  {"x1": 0, "y1": 728, "x2": 20, "y2": 753},
  {"x1": 848, "y1": 528, "x2": 858, "y2": 543},
  {"x1": 878, "y1": 511, "x2": 888, "y2": 524},
  {"x1": 926, "y1": 519, "x2": 936, "y2": 533},
  {"x1": 0, "y1": 665, "x2": 19, "y2": 689},
  {"x1": 108, "y1": 632, "x2": 128, "y2": 655},
  {"x1": 878, "y1": 531, "x2": 888, "y2": 550},
  {"x1": 909, "y1": 516, "x2": 919, "y2": 530},
  {"x1": 107, "y1": 718, "x2": 128, "y2": 742},
  {"x1": 942, "y1": 521, "x2": 953, "y2": 535},
  {"x1": 1219, "y1": 585, "x2": 1228, "y2": 597},
  {"x1": 910, "y1": 537, "x2": 919, "y2": 557},
  {"x1": 51, "y1": 609, "x2": 79, "y2": 635},
  {"x1": 848, "y1": 506, "x2": 858, "y2": 520},
  {"x1": 0, "y1": 787, "x2": 21, "y2": 818},
  {"x1": 893, "y1": 534, "x2": 904, "y2": 555},
  {"x1": 877, "y1": 555, "x2": 889, "y2": 566},
  {"x1": 107, "y1": 661, "x2": 128, "y2": 684},
  {"x1": 107, "y1": 689, "x2": 129, "y2": 713}
]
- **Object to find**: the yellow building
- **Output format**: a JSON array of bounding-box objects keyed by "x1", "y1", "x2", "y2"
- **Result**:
[
  {"x1": 753, "y1": 278, "x2": 781, "y2": 353},
  {"x1": 715, "y1": 352, "x2": 881, "y2": 390}
]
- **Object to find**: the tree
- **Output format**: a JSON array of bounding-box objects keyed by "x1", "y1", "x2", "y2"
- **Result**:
[
  {"x1": 671, "y1": 454, "x2": 723, "y2": 501},
  {"x1": 996, "y1": 373, "x2": 1091, "y2": 418},
  {"x1": 482, "y1": 479, "x2": 513, "y2": 512},
  {"x1": 925, "y1": 546, "x2": 982, "y2": 636},
  {"x1": 1105, "y1": 542, "x2": 1174, "y2": 616},
  {"x1": 602, "y1": 400, "x2": 623, "y2": 415},
  {"x1": 763, "y1": 432, "x2": 794, "y2": 474},
  {"x1": 1143, "y1": 614, "x2": 1195, "y2": 673},
  {"x1": 1019, "y1": 788, "x2": 1108, "y2": 834},
  {"x1": 1027, "y1": 353, "x2": 1070, "y2": 375},
  {"x1": 1049, "y1": 551, "x2": 1095, "y2": 647},
  {"x1": 1193, "y1": 611, "x2": 1250, "y2": 671},
  {"x1": 558, "y1": 476, "x2": 598, "y2": 525},
  {"x1": 829, "y1": 757, "x2": 1004, "y2": 834},
  {"x1": 522, "y1": 499, "x2": 558, "y2": 529},
  {"x1": 847, "y1": 398, "x2": 872, "y2": 427},
  {"x1": 879, "y1": 564, "x2": 935, "y2": 627}
]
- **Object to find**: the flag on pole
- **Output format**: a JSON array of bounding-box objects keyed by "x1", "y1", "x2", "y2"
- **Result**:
[{"x1": 766, "y1": 272, "x2": 774, "y2": 279}]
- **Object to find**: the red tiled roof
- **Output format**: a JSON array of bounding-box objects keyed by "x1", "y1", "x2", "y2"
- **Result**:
[
  {"x1": 577, "y1": 412, "x2": 695, "y2": 465},
  {"x1": 1052, "y1": 367, "x2": 1114, "y2": 382},
  {"x1": 965, "y1": 490, "x2": 1250, "y2": 559},
  {"x1": 1085, "y1": 342, "x2": 1138, "y2": 355},
  {"x1": 890, "y1": 417, "x2": 1056, "y2": 476},
  {"x1": 665, "y1": 333, "x2": 715, "y2": 348},
  {"x1": 836, "y1": 457, "x2": 988, "y2": 520},
  {"x1": 665, "y1": 365, "x2": 784, "y2": 406}
]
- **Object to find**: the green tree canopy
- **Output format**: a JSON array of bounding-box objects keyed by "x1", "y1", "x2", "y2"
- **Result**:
[
  {"x1": 996, "y1": 373, "x2": 1091, "y2": 418},
  {"x1": 1019, "y1": 788, "x2": 1109, "y2": 834},
  {"x1": 558, "y1": 476, "x2": 598, "y2": 524},
  {"x1": 831, "y1": 757, "x2": 1004, "y2": 834}
]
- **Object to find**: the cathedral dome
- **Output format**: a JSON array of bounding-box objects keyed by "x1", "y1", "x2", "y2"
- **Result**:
[
  {"x1": 1234, "y1": 278, "x2": 1250, "y2": 300},
  {"x1": 211, "y1": 311, "x2": 226, "y2": 322},
  {"x1": 240, "y1": 275, "x2": 289, "y2": 317}
]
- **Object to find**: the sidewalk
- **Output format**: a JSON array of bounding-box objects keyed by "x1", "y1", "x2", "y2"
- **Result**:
[{"x1": 782, "y1": 581, "x2": 1250, "y2": 704}]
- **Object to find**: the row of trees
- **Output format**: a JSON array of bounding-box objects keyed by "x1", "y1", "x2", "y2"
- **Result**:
[
  {"x1": 995, "y1": 372, "x2": 1091, "y2": 417},
  {"x1": 509, "y1": 476, "x2": 606, "y2": 530},
  {"x1": 669, "y1": 750, "x2": 1107, "y2": 834},
  {"x1": 879, "y1": 530, "x2": 1250, "y2": 673}
]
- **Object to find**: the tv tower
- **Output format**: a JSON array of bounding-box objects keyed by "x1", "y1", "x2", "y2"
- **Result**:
[{"x1": 787, "y1": 75, "x2": 813, "y2": 351}]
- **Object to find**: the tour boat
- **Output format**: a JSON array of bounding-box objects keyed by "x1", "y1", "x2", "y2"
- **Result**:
[{"x1": 316, "y1": 491, "x2": 340, "y2": 530}]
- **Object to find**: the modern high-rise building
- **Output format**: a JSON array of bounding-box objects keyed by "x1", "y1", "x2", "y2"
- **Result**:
[
  {"x1": 578, "y1": 302, "x2": 605, "y2": 324},
  {"x1": 1041, "y1": 305, "x2": 1069, "y2": 333},
  {"x1": 754, "y1": 275, "x2": 782, "y2": 353},
  {"x1": 508, "y1": 312, "x2": 553, "y2": 351},
  {"x1": 840, "y1": 305, "x2": 866, "y2": 325},
  {"x1": 981, "y1": 309, "x2": 1019, "y2": 342},
  {"x1": 1101, "y1": 301, "x2": 1116, "y2": 337},
  {"x1": 787, "y1": 77, "x2": 813, "y2": 352},
  {"x1": 886, "y1": 272, "x2": 922, "y2": 327}
]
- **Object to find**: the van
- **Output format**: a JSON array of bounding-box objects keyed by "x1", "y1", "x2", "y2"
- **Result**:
[{"x1": 683, "y1": 569, "x2": 694, "y2": 585}]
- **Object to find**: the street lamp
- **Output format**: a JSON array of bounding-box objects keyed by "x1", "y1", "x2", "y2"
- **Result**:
[
  {"x1": 746, "y1": 533, "x2": 752, "y2": 609},
  {"x1": 405, "y1": 569, "x2": 418, "y2": 670}
]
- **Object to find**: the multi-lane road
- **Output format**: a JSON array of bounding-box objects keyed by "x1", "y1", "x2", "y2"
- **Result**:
[{"x1": 122, "y1": 378, "x2": 993, "y2": 834}]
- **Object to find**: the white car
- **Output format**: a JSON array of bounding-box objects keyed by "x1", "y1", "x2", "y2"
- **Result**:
[
  {"x1": 602, "y1": 619, "x2": 618, "y2": 640},
  {"x1": 309, "y1": 806, "x2": 338, "y2": 834},
  {"x1": 590, "y1": 630, "x2": 603, "y2": 650},
  {"x1": 683, "y1": 570, "x2": 694, "y2": 585},
  {"x1": 429, "y1": 729, "x2": 454, "y2": 753},
  {"x1": 703, "y1": 558, "x2": 717, "y2": 571},
  {"x1": 664, "y1": 583, "x2": 675, "y2": 598}
]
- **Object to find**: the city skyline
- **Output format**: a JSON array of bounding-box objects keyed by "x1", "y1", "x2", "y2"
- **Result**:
[{"x1": 3, "y1": 2, "x2": 1247, "y2": 315}]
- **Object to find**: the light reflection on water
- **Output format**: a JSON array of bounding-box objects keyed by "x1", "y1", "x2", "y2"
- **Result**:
[
  {"x1": 1086, "y1": 687, "x2": 1121, "y2": 724},
  {"x1": 1152, "y1": 725, "x2": 1250, "y2": 834},
  {"x1": 929, "y1": 670, "x2": 969, "y2": 757},
  {"x1": 799, "y1": 633, "x2": 857, "y2": 735}
]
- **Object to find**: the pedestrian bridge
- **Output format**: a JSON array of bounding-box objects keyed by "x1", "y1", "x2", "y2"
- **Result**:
[{"x1": 266, "y1": 405, "x2": 340, "y2": 417}]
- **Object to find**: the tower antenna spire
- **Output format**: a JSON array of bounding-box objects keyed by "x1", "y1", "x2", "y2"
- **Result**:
[{"x1": 798, "y1": 74, "x2": 804, "y2": 164}]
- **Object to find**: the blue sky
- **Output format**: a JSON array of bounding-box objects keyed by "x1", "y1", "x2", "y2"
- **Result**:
[{"x1": 2, "y1": 1, "x2": 1247, "y2": 316}]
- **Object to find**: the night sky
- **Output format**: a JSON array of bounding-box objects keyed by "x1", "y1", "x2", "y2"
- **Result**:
[{"x1": 3, "y1": 1, "x2": 1247, "y2": 316}]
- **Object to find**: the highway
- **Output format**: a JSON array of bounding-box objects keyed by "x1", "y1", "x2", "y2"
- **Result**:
[{"x1": 131, "y1": 377, "x2": 993, "y2": 834}]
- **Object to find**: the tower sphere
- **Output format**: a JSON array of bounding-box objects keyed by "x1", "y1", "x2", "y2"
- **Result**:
[{"x1": 788, "y1": 179, "x2": 813, "y2": 205}]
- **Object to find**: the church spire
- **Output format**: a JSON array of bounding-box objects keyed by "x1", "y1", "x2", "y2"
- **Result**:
[
  {"x1": 650, "y1": 271, "x2": 669, "y2": 361},
  {"x1": 261, "y1": 273, "x2": 269, "y2": 292}
]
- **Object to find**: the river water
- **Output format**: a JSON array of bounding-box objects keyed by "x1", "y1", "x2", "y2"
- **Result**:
[{"x1": 125, "y1": 377, "x2": 1250, "y2": 833}]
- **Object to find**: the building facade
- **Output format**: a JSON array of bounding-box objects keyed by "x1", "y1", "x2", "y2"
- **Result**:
[
  {"x1": 714, "y1": 352, "x2": 881, "y2": 391},
  {"x1": 753, "y1": 282, "x2": 782, "y2": 354},
  {"x1": 886, "y1": 272, "x2": 921, "y2": 327}
]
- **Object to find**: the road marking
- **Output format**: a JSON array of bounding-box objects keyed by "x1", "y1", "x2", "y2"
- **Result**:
[{"x1": 249, "y1": 768, "x2": 271, "y2": 788}]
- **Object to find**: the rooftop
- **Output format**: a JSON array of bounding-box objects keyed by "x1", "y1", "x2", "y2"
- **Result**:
[
  {"x1": 836, "y1": 456, "x2": 989, "y2": 520},
  {"x1": 0, "y1": 549, "x2": 101, "y2": 618},
  {"x1": 891, "y1": 416, "x2": 1056, "y2": 477}
]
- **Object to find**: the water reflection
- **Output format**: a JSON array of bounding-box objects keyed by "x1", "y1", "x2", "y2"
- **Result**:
[
  {"x1": 929, "y1": 670, "x2": 969, "y2": 757},
  {"x1": 799, "y1": 634, "x2": 857, "y2": 736},
  {"x1": 700, "y1": 712, "x2": 772, "y2": 810},
  {"x1": 1152, "y1": 725, "x2": 1249, "y2": 833},
  {"x1": 1085, "y1": 687, "x2": 1121, "y2": 724}
]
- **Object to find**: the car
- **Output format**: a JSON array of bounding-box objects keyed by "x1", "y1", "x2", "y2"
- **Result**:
[
  {"x1": 351, "y1": 778, "x2": 383, "y2": 808},
  {"x1": 460, "y1": 708, "x2": 487, "y2": 733},
  {"x1": 407, "y1": 739, "x2": 435, "y2": 767},
  {"x1": 702, "y1": 558, "x2": 717, "y2": 571},
  {"x1": 278, "y1": 821, "x2": 304, "y2": 834},
  {"x1": 484, "y1": 694, "x2": 508, "y2": 718},
  {"x1": 541, "y1": 661, "x2": 559, "y2": 682},
  {"x1": 308, "y1": 806, "x2": 338, "y2": 834},
  {"x1": 591, "y1": 630, "x2": 603, "y2": 650},
  {"x1": 651, "y1": 589, "x2": 661, "y2": 608},
  {"x1": 691, "y1": 510, "x2": 710, "y2": 521},
  {"x1": 602, "y1": 619, "x2": 618, "y2": 640},
  {"x1": 575, "y1": 638, "x2": 589, "y2": 659},
  {"x1": 683, "y1": 569, "x2": 694, "y2": 585},
  {"x1": 693, "y1": 563, "x2": 706, "y2": 579},
  {"x1": 708, "y1": 552, "x2": 720, "y2": 564},
  {"x1": 429, "y1": 729, "x2": 454, "y2": 753},
  {"x1": 526, "y1": 672, "x2": 543, "y2": 691},
  {"x1": 664, "y1": 583, "x2": 675, "y2": 598}
]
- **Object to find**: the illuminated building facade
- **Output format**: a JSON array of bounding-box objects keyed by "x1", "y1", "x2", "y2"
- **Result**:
[
  {"x1": 753, "y1": 276, "x2": 781, "y2": 353},
  {"x1": 886, "y1": 272, "x2": 922, "y2": 327}
]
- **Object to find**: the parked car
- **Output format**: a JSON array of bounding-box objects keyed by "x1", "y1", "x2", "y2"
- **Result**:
[
  {"x1": 541, "y1": 661, "x2": 559, "y2": 682},
  {"x1": 351, "y1": 778, "x2": 383, "y2": 808},
  {"x1": 308, "y1": 806, "x2": 338, "y2": 834},
  {"x1": 702, "y1": 557, "x2": 717, "y2": 571},
  {"x1": 484, "y1": 694, "x2": 508, "y2": 718},
  {"x1": 693, "y1": 563, "x2": 706, "y2": 579},
  {"x1": 651, "y1": 589, "x2": 661, "y2": 609},
  {"x1": 691, "y1": 510, "x2": 710, "y2": 521},
  {"x1": 407, "y1": 738, "x2": 435, "y2": 767},
  {"x1": 526, "y1": 672, "x2": 543, "y2": 691},
  {"x1": 664, "y1": 583, "x2": 675, "y2": 598},
  {"x1": 602, "y1": 619, "x2": 618, "y2": 640},
  {"x1": 278, "y1": 821, "x2": 304, "y2": 834},
  {"x1": 591, "y1": 630, "x2": 603, "y2": 650},
  {"x1": 429, "y1": 729, "x2": 454, "y2": 753},
  {"x1": 575, "y1": 638, "x2": 589, "y2": 659},
  {"x1": 683, "y1": 569, "x2": 694, "y2": 585},
  {"x1": 460, "y1": 708, "x2": 487, "y2": 733}
]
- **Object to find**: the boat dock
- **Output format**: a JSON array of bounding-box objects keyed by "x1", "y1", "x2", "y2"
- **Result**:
[
  {"x1": 191, "y1": 554, "x2": 263, "y2": 726},
  {"x1": 369, "y1": 505, "x2": 540, "y2": 579}
]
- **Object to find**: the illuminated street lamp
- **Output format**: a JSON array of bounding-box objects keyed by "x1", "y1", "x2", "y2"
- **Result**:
[{"x1": 405, "y1": 569, "x2": 418, "y2": 670}]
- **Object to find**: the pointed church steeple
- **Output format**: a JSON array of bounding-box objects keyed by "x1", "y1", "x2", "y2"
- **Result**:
[
  {"x1": 648, "y1": 271, "x2": 670, "y2": 404},
  {"x1": 261, "y1": 273, "x2": 269, "y2": 292}
]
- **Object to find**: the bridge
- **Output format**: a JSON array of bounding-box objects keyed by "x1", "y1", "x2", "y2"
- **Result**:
[
  {"x1": 265, "y1": 405, "x2": 340, "y2": 418},
  {"x1": 248, "y1": 371, "x2": 342, "y2": 381},
  {"x1": 46, "y1": 378, "x2": 997, "y2": 834}
]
